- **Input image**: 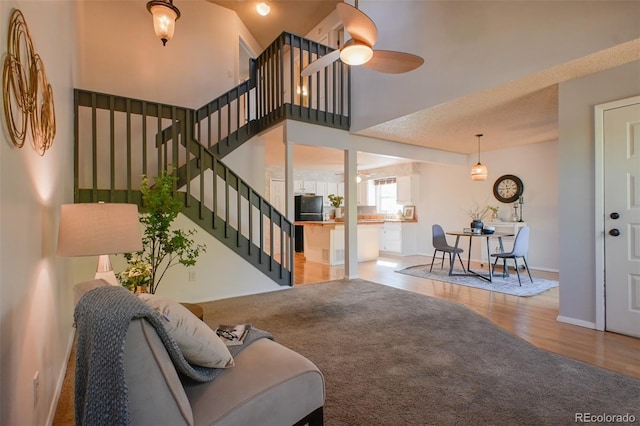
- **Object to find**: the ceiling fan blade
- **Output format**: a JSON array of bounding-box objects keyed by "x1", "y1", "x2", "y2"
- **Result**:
[
  {"x1": 336, "y1": 2, "x2": 377, "y2": 46},
  {"x1": 363, "y1": 50, "x2": 424, "y2": 74},
  {"x1": 301, "y1": 50, "x2": 342, "y2": 77}
]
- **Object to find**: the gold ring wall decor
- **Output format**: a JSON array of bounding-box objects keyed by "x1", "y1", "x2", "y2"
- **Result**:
[{"x1": 2, "y1": 9, "x2": 56, "y2": 155}]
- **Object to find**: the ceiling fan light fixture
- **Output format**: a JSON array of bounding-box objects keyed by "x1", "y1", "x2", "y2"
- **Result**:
[
  {"x1": 340, "y1": 43, "x2": 373, "y2": 66},
  {"x1": 470, "y1": 133, "x2": 488, "y2": 181},
  {"x1": 256, "y1": 2, "x2": 271, "y2": 16},
  {"x1": 146, "y1": 0, "x2": 181, "y2": 46}
]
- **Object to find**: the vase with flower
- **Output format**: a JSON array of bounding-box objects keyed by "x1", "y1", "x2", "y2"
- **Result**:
[{"x1": 463, "y1": 202, "x2": 491, "y2": 231}]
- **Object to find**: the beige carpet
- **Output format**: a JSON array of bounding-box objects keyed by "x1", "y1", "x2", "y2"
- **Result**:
[{"x1": 55, "y1": 279, "x2": 640, "y2": 425}]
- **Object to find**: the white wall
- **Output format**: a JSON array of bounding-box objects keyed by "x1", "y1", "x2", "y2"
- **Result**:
[
  {"x1": 0, "y1": 2, "x2": 78, "y2": 425},
  {"x1": 558, "y1": 60, "x2": 640, "y2": 326},
  {"x1": 417, "y1": 141, "x2": 559, "y2": 271},
  {"x1": 77, "y1": 0, "x2": 261, "y2": 108},
  {"x1": 349, "y1": 0, "x2": 640, "y2": 131}
]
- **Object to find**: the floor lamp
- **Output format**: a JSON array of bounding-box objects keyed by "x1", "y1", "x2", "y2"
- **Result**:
[{"x1": 57, "y1": 203, "x2": 143, "y2": 286}]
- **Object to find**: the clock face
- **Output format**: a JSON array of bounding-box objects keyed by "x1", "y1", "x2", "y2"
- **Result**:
[{"x1": 493, "y1": 175, "x2": 523, "y2": 203}]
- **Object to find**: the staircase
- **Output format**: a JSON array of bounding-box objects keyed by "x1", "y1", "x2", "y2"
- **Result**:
[{"x1": 73, "y1": 32, "x2": 351, "y2": 287}]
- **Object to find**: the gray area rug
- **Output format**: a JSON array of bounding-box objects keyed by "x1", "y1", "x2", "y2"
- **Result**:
[
  {"x1": 396, "y1": 264, "x2": 559, "y2": 296},
  {"x1": 200, "y1": 279, "x2": 639, "y2": 426}
]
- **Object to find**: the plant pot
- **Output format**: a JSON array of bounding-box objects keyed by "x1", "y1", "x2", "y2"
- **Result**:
[
  {"x1": 135, "y1": 285, "x2": 149, "y2": 294},
  {"x1": 335, "y1": 208, "x2": 343, "y2": 219}
]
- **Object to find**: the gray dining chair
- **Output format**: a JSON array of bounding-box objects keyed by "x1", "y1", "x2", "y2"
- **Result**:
[
  {"x1": 490, "y1": 226, "x2": 533, "y2": 286},
  {"x1": 430, "y1": 224, "x2": 466, "y2": 272}
]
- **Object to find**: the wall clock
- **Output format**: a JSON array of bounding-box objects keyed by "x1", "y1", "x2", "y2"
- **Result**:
[{"x1": 493, "y1": 174, "x2": 524, "y2": 203}]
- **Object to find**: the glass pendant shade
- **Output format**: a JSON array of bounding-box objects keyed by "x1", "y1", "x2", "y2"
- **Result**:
[
  {"x1": 470, "y1": 133, "x2": 488, "y2": 181},
  {"x1": 340, "y1": 43, "x2": 374, "y2": 66},
  {"x1": 471, "y1": 163, "x2": 488, "y2": 181},
  {"x1": 147, "y1": 0, "x2": 181, "y2": 46}
]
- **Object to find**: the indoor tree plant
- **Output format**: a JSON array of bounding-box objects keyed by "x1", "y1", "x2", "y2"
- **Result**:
[{"x1": 122, "y1": 168, "x2": 206, "y2": 294}]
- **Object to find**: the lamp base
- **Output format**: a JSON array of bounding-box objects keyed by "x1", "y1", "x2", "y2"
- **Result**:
[{"x1": 95, "y1": 254, "x2": 119, "y2": 286}]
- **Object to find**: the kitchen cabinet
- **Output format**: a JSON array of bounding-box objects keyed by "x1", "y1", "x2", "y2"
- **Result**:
[
  {"x1": 379, "y1": 221, "x2": 418, "y2": 255},
  {"x1": 326, "y1": 182, "x2": 339, "y2": 198},
  {"x1": 303, "y1": 180, "x2": 317, "y2": 194},
  {"x1": 337, "y1": 182, "x2": 345, "y2": 198},
  {"x1": 294, "y1": 180, "x2": 318, "y2": 194},
  {"x1": 316, "y1": 181, "x2": 328, "y2": 200},
  {"x1": 357, "y1": 181, "x2": 368, "y2": 205},
  {"x1": 396, "y1": 175, "x2": 419, "y2": 204}
]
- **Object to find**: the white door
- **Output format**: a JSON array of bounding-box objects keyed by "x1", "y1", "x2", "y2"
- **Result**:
[{"x1": 604, "y1": 102, "x2": 640, "y2": 337}]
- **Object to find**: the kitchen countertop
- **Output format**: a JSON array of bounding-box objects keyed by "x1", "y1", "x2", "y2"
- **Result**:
[{"x1": 295, "y1": 220, "x2": 385, "y2": 227}]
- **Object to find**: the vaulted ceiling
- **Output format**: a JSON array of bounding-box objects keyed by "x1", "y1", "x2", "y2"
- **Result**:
[{"x1": 208, "y1": 0, "x2": 640, "y2": 170}]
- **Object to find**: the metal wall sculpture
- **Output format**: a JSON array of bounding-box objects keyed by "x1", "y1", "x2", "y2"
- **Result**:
[{"x1": 2, "y1": 9, "x2": 56, "y2": 155}]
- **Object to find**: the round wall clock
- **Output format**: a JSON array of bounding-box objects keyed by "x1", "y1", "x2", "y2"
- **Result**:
[{"x1": 493, "y1": 174, "x2": 524, "y2": 203}]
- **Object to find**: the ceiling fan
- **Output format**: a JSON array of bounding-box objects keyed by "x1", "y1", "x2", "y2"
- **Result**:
[{"x1": 301, "y1": 1, "x2": 424, "y2": 77}]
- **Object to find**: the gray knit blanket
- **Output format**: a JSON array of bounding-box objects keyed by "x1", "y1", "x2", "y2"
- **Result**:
[{"x1": 74, "y1": 286, "x2": 272, "y2": 426}]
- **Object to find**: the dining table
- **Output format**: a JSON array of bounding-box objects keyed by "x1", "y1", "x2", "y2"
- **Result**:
[{"x1": 446, "y1": 230, "x2": 515, "y2": 282}]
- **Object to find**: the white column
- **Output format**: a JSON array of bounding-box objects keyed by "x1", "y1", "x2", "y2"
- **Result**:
[{"x1": 344, "y1": 149, "x2": 358, "y2": 279}]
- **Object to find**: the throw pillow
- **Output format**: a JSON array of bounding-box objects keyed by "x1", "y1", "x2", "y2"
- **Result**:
[{"x1": 138, "y1": 293, "x2": 234, "y2": 369}]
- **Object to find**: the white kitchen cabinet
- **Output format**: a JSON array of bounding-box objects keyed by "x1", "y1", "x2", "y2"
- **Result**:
[
  {"x1": 396, "y1": 175, "x2": 419, "y2": 204},
  {"x1": 326, "y1": 181, "x2": 338, "y2": 198},
  {"x1": 379, "y1": 221, "x2": 418, "y2": 255},
  {"x1": 303, "y1": 180, "x2": 317, "y2": 194},
  {"x1": 293, "y1": 180, "x2": 305, "y2": 194},
  {"x1": 357, "y1": 181, "x2": 368, "y2": 205},
  {"x1": 316, "y1": 181, "x2": 328, "y2": 200},
  {"x1": 337, "y1": 182, "x2": 345, "y2": 198}
]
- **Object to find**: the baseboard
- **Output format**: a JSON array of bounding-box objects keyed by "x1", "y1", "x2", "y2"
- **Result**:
[
  {"x1": 46, "y1": 328, "x2": 75, "y2": 426},
  {"x1": 556, "y1": 315, "x2": 596, "y2": 330}
]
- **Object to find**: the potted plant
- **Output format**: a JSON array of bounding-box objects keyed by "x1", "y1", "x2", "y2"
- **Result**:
[
  {"x1": 488, "y1": 205, "x2": 500, "y2": 221},
  {"x1": 123, "y1": 168, "x2": 206, "y2": 294},
  {"x1": 328, "y1": 194, "x2": 344, "y2": 219},
  {"x1": 118, "y1": 257, "x2": 152, "y2": 293}
]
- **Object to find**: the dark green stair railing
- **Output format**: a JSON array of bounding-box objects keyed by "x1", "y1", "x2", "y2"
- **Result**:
[{"x1": 73, "y1": 31, "x2": 351, "y2": 287}]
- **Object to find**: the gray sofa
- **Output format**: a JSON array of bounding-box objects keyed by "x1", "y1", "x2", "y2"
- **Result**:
[{"x1": 73, "y1": 280, "x2": 325, "y2": 425}]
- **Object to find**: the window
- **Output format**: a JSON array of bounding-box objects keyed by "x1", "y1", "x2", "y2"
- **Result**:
[{"x1": 374, "y1": 178, "x2": 401, "y2": 214}]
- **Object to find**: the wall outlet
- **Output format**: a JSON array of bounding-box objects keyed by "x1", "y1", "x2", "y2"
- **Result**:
[
  {"x1": 188, "y1": 270, "x2": 196, "y2": 282},
  {"x1": 33, "y1": 370, "x2": 39, "y2": 407}
]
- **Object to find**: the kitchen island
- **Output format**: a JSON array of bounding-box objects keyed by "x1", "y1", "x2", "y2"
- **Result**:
[{"x1": 295, "y1": 220, "x2": 384, "y2": 265}]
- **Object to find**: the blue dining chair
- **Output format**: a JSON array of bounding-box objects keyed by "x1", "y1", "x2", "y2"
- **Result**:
[
  {"x1": 430, "y1": 224, "x2": 466, "y2": 272},
  {"x1": 490, "y1": 226, "x2": 533, "y2": 286}
]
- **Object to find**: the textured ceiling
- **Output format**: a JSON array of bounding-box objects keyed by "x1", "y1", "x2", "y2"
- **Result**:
[{"x1": 208, "y1": 1, "x2": 640, "y2": 169}]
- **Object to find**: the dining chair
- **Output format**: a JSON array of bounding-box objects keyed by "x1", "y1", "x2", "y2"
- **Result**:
[
  {"x1": 490, "y1": 226, "x2": 533, "y2": 285},
  {"x1": 430, "y1": 224, "x2": 466, "y2": 272}
]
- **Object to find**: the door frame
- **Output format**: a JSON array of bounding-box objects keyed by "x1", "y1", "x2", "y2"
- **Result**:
[{"x1": 594, "y1": 95, "x2": 640, "y2": 331}]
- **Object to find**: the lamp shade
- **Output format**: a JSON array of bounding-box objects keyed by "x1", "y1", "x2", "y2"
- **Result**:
[
  {"x1": 471, "y1": 163, "x2": 488, "y2": 181},
  {"x1": 147, "y1": 0, "x2": 181, "y2": 46},
  {"x1": 57, "y1": 203, "x2": 142, "y2": 257}
]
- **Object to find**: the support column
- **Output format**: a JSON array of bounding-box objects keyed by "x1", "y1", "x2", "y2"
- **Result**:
[{"x1": 344, "y1": 149, "x2": 358, "y2": 279}]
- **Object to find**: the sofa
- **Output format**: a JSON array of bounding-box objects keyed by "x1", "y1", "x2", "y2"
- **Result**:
[{"x1": 73, "y1": 280, "x2": 325, "y2": 426}]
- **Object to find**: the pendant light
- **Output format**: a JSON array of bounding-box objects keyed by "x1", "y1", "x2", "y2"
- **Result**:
[
  {"x1": 146, "y1": 0, "x2": 181, "y2": 46},
  {"x1": 471, "y1": 133, "x2": 488, "y2": 181}
]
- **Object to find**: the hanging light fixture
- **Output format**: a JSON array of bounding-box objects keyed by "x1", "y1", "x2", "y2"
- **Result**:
[
  {"x1": 470, "y1": 133, "x2": 488, "y2": 181},
  {"x1": 256, "y1": 1, "x2": 271, "y2": 16},
  {"x1": 146, "y1": 0, "x2": 181, "y2": 46},
  {"x1": 340, "y1": 40, "x2": 374, "y2": 66}
]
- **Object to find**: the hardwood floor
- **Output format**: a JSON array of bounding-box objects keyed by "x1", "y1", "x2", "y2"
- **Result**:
[{"x1": 294, "y1": 253, "x2": 640, "y2": 379}]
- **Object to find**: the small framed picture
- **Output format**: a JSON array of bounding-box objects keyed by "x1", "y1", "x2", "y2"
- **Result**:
[{"x1": 402, "y1": 205, "x2": 415, "y2": 220}]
